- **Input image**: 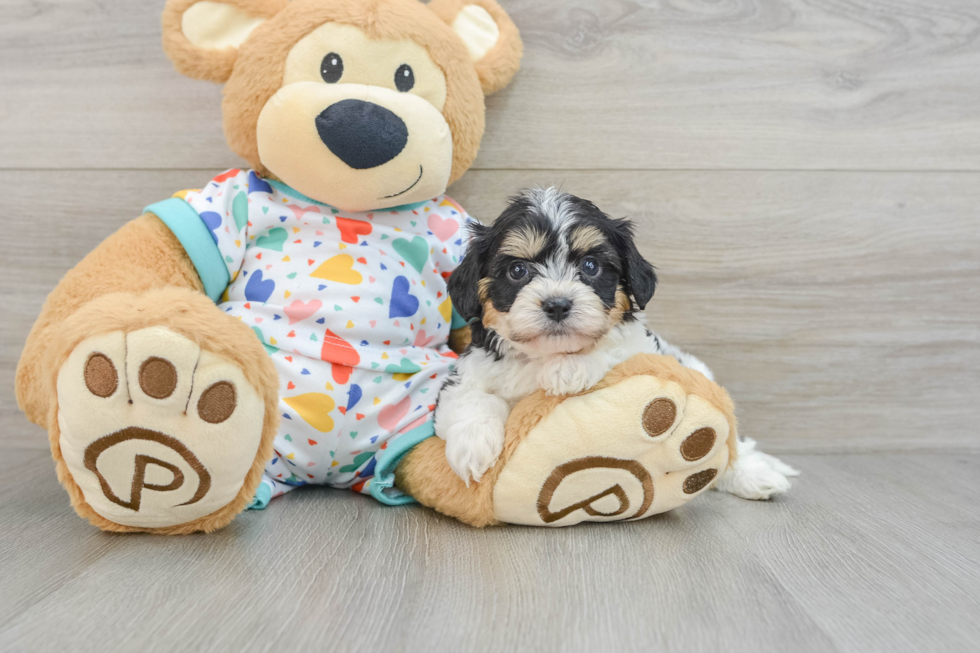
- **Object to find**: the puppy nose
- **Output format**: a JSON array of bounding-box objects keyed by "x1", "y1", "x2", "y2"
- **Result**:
[
  {"x1": 542, "y1": 298, "x2": 573, "y2": 322},
  {"x1": 315, "y1": 99, "x2": 408, "y2": 169}
]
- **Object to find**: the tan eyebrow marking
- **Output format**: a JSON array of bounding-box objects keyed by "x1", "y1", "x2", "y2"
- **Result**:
[
  {"x1": 500, "y1": 227, "x2": 548, "y2": 259},
  {"x1": 478, "y1": 277, "x2": 493, "y2": 301},
  {"x1": 568, "y1": 225, "x2": 606, "y2": 253}
]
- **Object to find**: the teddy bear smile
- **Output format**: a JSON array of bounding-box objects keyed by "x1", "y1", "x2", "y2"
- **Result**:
[{"x1": 381, "y1": 164, "x2": 424, "y2": 199}]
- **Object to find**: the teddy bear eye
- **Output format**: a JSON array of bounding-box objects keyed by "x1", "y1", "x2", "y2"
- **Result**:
[
  {"x1": 321, "y1": 53, "x2": 343, "y2": 83},
  {"x1": 395, "y1": 64, "x2": 415, "y2": 92}
]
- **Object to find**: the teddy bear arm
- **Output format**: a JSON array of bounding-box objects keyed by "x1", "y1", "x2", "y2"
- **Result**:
[
  {"x1": 396, "y1": 354, "x2": 740, "y2": 527},
  {"x1": 395, "y1": 436, "x2": 499, "y2": 527},
  {"x1": 16, "y1": 213, "x2": 205, "y2": 427}
]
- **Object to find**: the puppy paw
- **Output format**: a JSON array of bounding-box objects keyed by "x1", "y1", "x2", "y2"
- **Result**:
[
  {"x1": 713, "y1": 437, "x2": 798, "y2": 500},
  {"x1": 443, "y1": 418, "x2": 506, "y2": 486},
  {"x1": 758, "y1": 450, "x2": 801, "y2": 478}
]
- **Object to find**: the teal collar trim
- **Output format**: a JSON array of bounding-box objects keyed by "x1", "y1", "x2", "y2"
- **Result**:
[
  {"x1": 266, "y1": 178, "x2": 336, "y2": 209},
  {"x1": 384, "y1": 199, "x2": 430, "y2": 212},
  {"x1": 265, "y1": 177, "x2": 429, "y2": 213}
]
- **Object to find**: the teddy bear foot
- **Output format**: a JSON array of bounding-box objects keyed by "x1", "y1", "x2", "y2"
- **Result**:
[
  {"x1": 396, "y1": 354, "x2": 738, "y2": 527},
  {"x1": 492, "y1": 357, "x2": 736, "y2": 526},
  {"x1": 55, "y1": 326, "x2": 268, "y2": 533}
]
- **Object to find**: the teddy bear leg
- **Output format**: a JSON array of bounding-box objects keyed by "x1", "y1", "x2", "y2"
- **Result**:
[
  {"x1": 396, "y1": 354, "x2": 740, "y2": 528},
  {"x1": 17, "y1": 216, "x2": 279, "y2": 533}
]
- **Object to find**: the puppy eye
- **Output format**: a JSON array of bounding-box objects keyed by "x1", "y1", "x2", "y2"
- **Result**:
[
  {"x1": 395, "y1": 64, "x2": 415, "y2": 92},
  {"x1": 321, "y1": 53, "x2": 343, "y2": 83},
  {"x1": 508, "y1": 261, "x2": 529, "y2": 281},
  {"x1": 581, "y1": 257, "x2": 600, "y2": 277}
]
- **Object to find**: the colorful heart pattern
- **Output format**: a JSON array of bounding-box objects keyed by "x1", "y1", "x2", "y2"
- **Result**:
[
  {"x1": 248, "y1": 171, "x2": 273, "y2": 194},
  {"x1": 284, "y1": 299, "x2": 322, "y2": 325},
  {"x1": 427, "y1": 213, "x2": 459, "y2": 242},
  {"x1": 283, "y1": 393, "x2": 335, "y2": 433},
  {"x1": 413, "y1": 329, "x2": 435, "y2": 348},
  {"x1": 336, "y1": 216, "x2": 373, "y2": 244},
  {"x1": 179, "y1": 168, "x2": 469, "y2": 499},
  {"x1": 200, "y1": 211, "x2": 222, "y2": 244},
  {"x1": 244, "y1": 269, "x2": 275, "y2": 303},
  {"x1": 256, "y1": 227, "x2": 288, "y2": 251},
  {"x1": 389, "y1": 275, "x2": 419, "y2": 318},
  {"x1": 392, "y1": 236, "x2": 429, "y2": 272},
  {"x1": 321, "y1": 329, "x2": 360, "y2": 369},
  {"x1": 385, "y1": 358, "x2": 422, "y2": 381},
  {"x1": 310, "y1": 254, "x2": 363, "y2": 284},
  {"x1": 378, "y1": 396, "x2": 411, "y2": 433}
]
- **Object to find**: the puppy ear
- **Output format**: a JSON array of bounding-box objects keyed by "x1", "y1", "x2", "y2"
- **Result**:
[
  {"x1": 162, "y1": 0, "x2": 286, "y2": 83},
  {"x1": 613, "y1": 219, "x2": 658, "y2": 310},
  {"x1": 428, "y1": 0, "x2": 523, "y2": 95},
  {"x1": 448, "y1": 222, "x2": 491, "y2": 322}
]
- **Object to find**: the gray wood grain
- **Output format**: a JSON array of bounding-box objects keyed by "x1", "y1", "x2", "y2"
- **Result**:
[
  {"x1": 2, "y1": 0, "x2": 980, "y2": 171},
  {"x1": 3, "y1": 170, "x2": 977, "y2": 452},
  {"x1": 0, "y1": 451, "x2": 977, "y2": 653}
]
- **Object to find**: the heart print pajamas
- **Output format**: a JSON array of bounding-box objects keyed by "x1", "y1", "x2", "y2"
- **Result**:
[{"x1": 146, "y1": 169, "x2": 470, "y2": 506}]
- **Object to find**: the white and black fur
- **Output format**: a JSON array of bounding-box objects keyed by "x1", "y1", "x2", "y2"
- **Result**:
[{"x1": 435, "y1": 188, "x2": 799, "y2": 498}]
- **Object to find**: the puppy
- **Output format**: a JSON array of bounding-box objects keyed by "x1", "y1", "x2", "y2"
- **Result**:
[{"x1": 435, "y1": 188, "x2": 799, "y2": 499}]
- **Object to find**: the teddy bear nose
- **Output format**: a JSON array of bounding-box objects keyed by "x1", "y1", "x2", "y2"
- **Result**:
[{"x1": 315, "y1": 99, "x2": 409, "y2": 169}]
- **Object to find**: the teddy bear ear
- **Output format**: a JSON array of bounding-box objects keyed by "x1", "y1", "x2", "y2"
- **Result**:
[
  {"x1": 162, "y1": 0, "x2": 287, "y2": 83},
  {"x1": 428, "y1": 0, "x2": 523, "y2": 95}
]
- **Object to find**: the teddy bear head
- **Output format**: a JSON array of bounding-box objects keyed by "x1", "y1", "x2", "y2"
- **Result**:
[{"x1": 163, "y1": 0, "x2": 521, "y2": 211}]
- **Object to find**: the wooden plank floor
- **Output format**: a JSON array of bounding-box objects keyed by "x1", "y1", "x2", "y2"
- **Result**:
[
  {"x1": 1, "y1": 450, "x2": 978, "y2": 652},
  {"x1": 2, "y1": 0, "x2": 979, "y2": 650}
]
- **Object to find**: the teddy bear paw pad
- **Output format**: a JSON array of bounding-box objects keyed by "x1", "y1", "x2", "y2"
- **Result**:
[
  {"x1": 56, "y1": 327, "x2": 265, "y2": 528},
  {"x1": 492, "y1": 374, "x2": 732, "y2": 527}
]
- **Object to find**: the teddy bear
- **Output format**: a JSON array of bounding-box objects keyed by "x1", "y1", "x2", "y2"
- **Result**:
[{"x1": 15, "y1": 0, "x2": 742, "y2": 533}]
